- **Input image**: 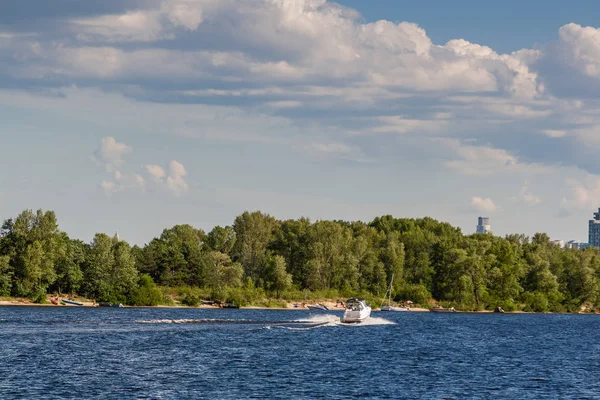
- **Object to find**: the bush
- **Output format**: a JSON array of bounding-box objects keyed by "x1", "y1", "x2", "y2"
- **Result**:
[
  {"x1": 523, "y1": 292, "x2": 549, "y2": 312},
  {"x1": 128, "y1": 274, "x2": 163, "y2": 306},
  {"x1": 181, "y1": 293, "x2": 201, "y2": 307},
  {"x1": 395, "y1": 283, "x2": 432, "y2": 306}
]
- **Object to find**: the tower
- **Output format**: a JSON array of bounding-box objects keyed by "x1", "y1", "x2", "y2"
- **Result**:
[
  {"x1": 476, "y1": 217, "x2": 491, "y2": 234},
  {"x1": 589, "y1": 209, "x2": 600, "y2": 247}
]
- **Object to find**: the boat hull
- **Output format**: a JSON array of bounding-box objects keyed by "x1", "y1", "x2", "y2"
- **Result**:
[
  {"x1": 61, "y1": 299, "x2": 84, "y2": 306},
  {"x1": 307, "y1": 305, "x2": 328, "y2": 311},
  {"x1": 98, "y1": 302, "x2": 124, "y2": 308},
  {"x1": 341, "y1": 306, "x2": 371, "y2": 323},
  {"x1": 381, "y1": 306, "x2": 409, "y2": 312},
  {"x1": 431, "y1": 307, "x2": 456, "y2": 313}
]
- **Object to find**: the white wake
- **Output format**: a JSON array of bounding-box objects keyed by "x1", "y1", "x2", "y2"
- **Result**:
[{"x1": 298, "y1": 314, "x2": 395, "y2": 327}]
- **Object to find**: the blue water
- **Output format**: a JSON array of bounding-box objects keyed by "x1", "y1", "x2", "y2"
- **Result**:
[{"x1": 0, "y1": 307, "x2": 599, "y2": 399}]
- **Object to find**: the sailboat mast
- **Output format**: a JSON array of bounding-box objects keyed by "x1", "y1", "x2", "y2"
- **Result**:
[{"x1": 388, "y1": 273, "x2": 394, "y2": 306}]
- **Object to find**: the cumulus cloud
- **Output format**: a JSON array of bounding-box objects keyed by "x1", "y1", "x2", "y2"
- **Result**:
[
  {"x1": 93, "y1": 136, "x2": 132, "y2": 172},
  {"x1": 470, "y1": 197, "x2": 498, "y2": 213},
  {"x1": 9, "y1": 1, "x2": 600, "y2": 185},
  {"x1": 145, "y1": 164, "x2": 167, "y2": 183},
  {"x1": 100, "y1": 170, "x2": 145, "y2": 196},
  {"x1": 145, "y1": 160, "x2": 189, "y2": 195},
  {"x1": 513, "y1": 181, "x2": 542, "y2": 206},
  {"x1": 166, "y1": 160, "x2": 188, "y2": 194},
  {"x1": 562, "y1": 176, "x2": 600, "y2": 209}
]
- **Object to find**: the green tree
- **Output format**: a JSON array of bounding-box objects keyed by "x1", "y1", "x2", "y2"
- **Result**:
[
  {"x1": 206, "y1": 226, "x2": 236, "y2": 254},
  {"x1": 232, "y1": 211, "x2": 277, "y2": 283},
  {"x1": 0, "y1": 255, "x2": 11, "y2": 296},
  {"x1": 53, "y1": 236, "x2": 85, "y2": 294},
  {"x1": 82, "y1": 233, "x2": 113, "y2": 300},
  {"x1": 266, "y1": 254, "x2": 292, "y2": 298},
  {"x1": 128, "y1": 274, "x2": 163, "y2": 306}
]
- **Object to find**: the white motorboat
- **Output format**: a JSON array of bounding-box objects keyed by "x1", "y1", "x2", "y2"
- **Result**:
[
  {"x1": 306, "y1": 304, "x2": 328, "y2": 311},
  {"x1": 380, "y1": 274, "x2": 410, "y2": 312},
  {"x1": 381, "y1": 305, "x2": 410, "y2": 312},
  {"x1": 341, "y1": 298, "x2": 371, "y2": 323}
]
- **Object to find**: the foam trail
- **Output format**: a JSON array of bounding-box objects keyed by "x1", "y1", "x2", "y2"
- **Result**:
[
  {"x1": 298, "y1": 314, "x2": 395, "y2": 327},
  {"x1": 135, "y1": 315, "x2": 395, "y2": 328}
]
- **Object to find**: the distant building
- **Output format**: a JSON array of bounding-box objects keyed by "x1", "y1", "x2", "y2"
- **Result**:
[
  {"x1": 566, "y1": 240, "x2": 588, "y2": 250},
  {"x1": 476, "y1": 217, "x2": 491, "y2": 234},
  {"x1": 113, "y1": 231, "x2": 120, "y2": 242},
  {"x1": 589, "y1": 208, "x2": 600, "y2": 247},
  {"x1": 550, "y1": 240, "x2": 565, "y2": 248}
]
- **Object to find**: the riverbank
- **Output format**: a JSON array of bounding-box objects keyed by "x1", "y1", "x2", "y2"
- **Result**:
[{"x1": 0, "y1": 296, "x2": 435, "y2": 311}]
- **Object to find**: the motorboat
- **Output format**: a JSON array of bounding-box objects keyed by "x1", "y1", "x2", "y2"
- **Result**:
[
  {"x1": 61, "y1": 299, "x2": 84, "y2": 306},
  {"x1": 306, "y1": 304, "x2": 328, "y2": 311},
  {"x1": 341, "y1": 298, "x2": 371, "y2": 323},
  {"x1": 380, "y1": 273, "x2": 410, "y2": 312},
  {"x1": 381, "y1": 305, "x2": 410, "y2": 312},
  {"x1": 431, "y1": 306, "x2": 456, "y2": 313},
  {"x1": 98, "y1": 302, "x2": 124, "y2": 308}
]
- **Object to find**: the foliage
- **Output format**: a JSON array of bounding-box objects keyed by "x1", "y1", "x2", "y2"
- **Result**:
[
  {"x1": 2, "y1": 209, "x2": 600, "y2": 312},
  {"x1": 128, "y1": 274, "x2": 163, "y2": 306}
]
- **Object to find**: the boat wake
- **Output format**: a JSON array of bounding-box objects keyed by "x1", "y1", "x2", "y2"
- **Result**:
[
  {"x1": 296, "y1": 314, "x2": 395, "y2": 328},
  {"x1": 135, "y1": 315, "x2": 394, "y2": 329}
]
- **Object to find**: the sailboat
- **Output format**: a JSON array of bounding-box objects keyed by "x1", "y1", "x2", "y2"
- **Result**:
[{"x1": 380, "y1": 274, "x2": 410, "y2": 312}]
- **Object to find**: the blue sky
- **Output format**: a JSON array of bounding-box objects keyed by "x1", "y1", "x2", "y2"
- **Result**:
[{"x1": 1, "y1": 0, "x2": 600, "y2": 245}]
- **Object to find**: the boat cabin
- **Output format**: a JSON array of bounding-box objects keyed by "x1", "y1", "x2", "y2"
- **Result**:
[{"x1": 345, "y1": 298, "x2": 366, "y2": 311}]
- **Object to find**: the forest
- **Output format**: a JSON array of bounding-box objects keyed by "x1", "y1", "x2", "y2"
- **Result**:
[{"x1": 0, "y1": 208, "x2": 598, "y2": 312}]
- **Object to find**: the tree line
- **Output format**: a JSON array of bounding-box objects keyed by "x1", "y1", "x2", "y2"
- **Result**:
[{"x1": 0, "y1": 209, "x2": 598, "y2": 311}]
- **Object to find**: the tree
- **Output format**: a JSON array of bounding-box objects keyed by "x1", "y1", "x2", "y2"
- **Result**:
[
  {"x1": 82, "y1": 233, "x2": 113, "y2": 300},
  {"x1": 128, "y1": 274, "x2": 163, "y2": 306},
  {"x1": 266, "y1": 255, "x2": 292, "y2": 298},
  {"x1": 5, "y1": 210, "x2": 64, "y2": 299},
  {"x1": 0, "y1": 255, "x2": 11, "y2": 296},
  {"x1": 53, "y1": 236, "x2": 84, "y2": 294},
  {"x1": 206, "y1": 226, "x2": 236, "y2": 254},
  {"x1": 110, "y1": 241, "x2": 139, "y2": 301},
  {"x1": 137, "y1": 224, "x2": 205, "y2": 286},
  {"x1": 232, "y1": 211, "x2": 277, "y2": 283}
]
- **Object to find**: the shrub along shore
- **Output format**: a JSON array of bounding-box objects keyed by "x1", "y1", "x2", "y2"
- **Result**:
[{"x1": 1, "y1": 209, "x2": 599, "y2": 313}]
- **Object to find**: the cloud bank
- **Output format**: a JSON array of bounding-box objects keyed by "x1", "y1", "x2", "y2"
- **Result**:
[{"x1": 5, "y1": 0, "x2": 600, "y2": 216}]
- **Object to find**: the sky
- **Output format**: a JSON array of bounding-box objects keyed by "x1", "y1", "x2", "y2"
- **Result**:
[{"x1": 2, "y1": 0, "x2": 600, "y2": 245}]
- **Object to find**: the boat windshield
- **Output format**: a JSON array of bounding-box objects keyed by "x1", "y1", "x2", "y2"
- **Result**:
[{"x1": 345, "y1": 299, "x2": 363, "y2": 311}]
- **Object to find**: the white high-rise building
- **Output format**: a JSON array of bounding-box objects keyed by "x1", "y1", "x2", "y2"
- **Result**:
[{"x1": 476, "y1": 217, "x2": 491, "y2": 234}]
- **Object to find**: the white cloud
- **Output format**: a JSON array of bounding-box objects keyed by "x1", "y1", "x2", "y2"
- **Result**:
[
  {"x1": 166, "y1": 160, "x2": 189, "y2": 194},
  {"x1": 145, "y1": 164, "x2": 167, "y2": 183},
  {"x1": 556, "y1": 23, "x2": 600, "y2": 79},
  {"x1": 563, "y1": 175, "x2": 600, "y2": 209},
  {"x1": 470, "y1": 196, "x2": 497, "y2": 213},
  {"x1": 100, "y1": 170, "x2": 145, "y2": 196},
  {"x1": 93, "y1": 136, "x2": 132, "y2": 172},
  {"x1": 513, "y1": 181, "x2": 542, "y2": 206},
  {"x1": 296, "y1": 141, "x2": 370, "y2": 162},
  {"x1": 161, "y1": 0, "x2": 205, "y2": 31},
  {"x1": 145, "y1": 160, "x2": 189, "y2": 195},
  {"x1": 73, "y1": 11, "x2": 166, "y2": 43},
  {"x1": 100, "y1": 180, "x2": 117, "y2": 195},
  {"x1": 0, "y1": 0, "x2": 539, "y2": 103},
  {"x1": 435, "y1": 138, "x2": 551, "y2": 176},
  {"x1": 541, "y1": 129, "x2": 567, "y2": 138}
]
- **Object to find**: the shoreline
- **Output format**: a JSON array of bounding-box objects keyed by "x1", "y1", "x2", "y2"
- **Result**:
[
  {"x1": 0, "y1": 300, "x2": 587, "y2": 314},
  {"x1": 1, "y1": 297, "x2": 595, "y2": 314}
]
